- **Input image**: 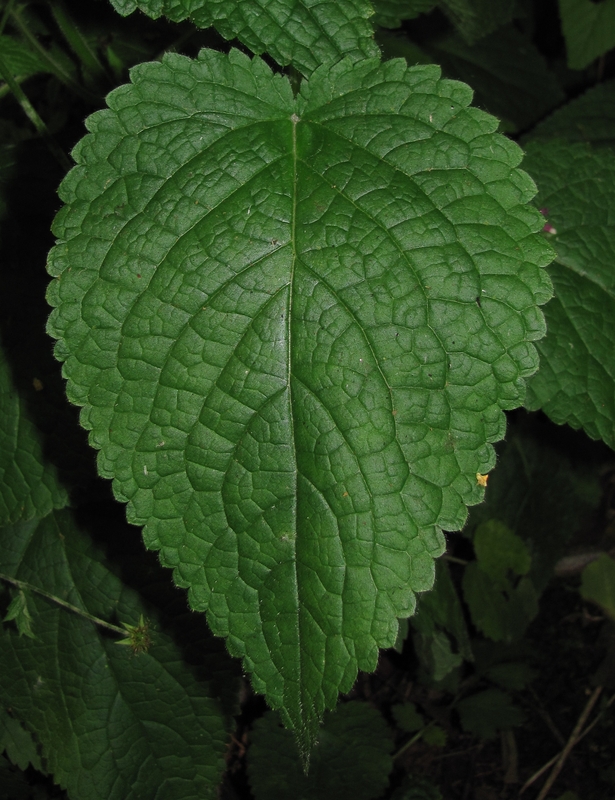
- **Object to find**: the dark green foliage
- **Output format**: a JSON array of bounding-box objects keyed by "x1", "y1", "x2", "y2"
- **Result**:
[{"x1": 0, "y1": 1, "x2": 614, "y2": 798}]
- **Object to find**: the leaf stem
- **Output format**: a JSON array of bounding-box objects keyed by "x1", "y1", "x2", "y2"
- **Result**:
[
  {"x1": 49, "y1": 0, "x2": 107, "y2": 84},
  {"x1": 0, "y1": 50, "x2": 71, "y2": 171},
  {"x1": 8, "y1": 4, "x2": 98, "y2": 103},
  {"x1": 0, "y1": 572, "x2": 129, "y2": 637}
]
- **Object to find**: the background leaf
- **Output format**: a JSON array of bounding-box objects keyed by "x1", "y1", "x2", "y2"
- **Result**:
[
  {"x1": 372, "y1": 0, "x2": 437, "y2": 29},
  {"x1": 0, "y1": 508, "x2": 236, "y2": 800},
  {"x1": 581, "y1": 554, "x2": 615, "y2": 620},
  {"x1": 247, "y1": 703, "x2": 393, "y2": 800},
  {"x1": 107, "y1": 0, "x2": 379, "y2": 76},
  {"x1": 558, "y1": 0, "x2": 615, "y2": 70},
  {"x1": 0, "y1": 346, "x2": 68, "y2": 525},
  {"x1": 523, "y1": 141, "x2": 615, "y2": 449},
  {"x1": 525, "y1": 78, "x2": 615, "y2": 150},
  {"x1": 427, "y1": 26, "x2": 564, "y2": 133},
  {"x1": 46, "y1": 48, "x2": 553, "y2": 753},
  {"x1": 456, "y1": 687, "x2": 524, "y2": 739},
  {"x1": 439, "y1": 0, "x2": 516, "y2": 45}
]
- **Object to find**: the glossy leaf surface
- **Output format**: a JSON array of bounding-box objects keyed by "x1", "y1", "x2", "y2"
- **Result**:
[{"x1": 46, "y1": 49, "x2": 552, "y2": 752}]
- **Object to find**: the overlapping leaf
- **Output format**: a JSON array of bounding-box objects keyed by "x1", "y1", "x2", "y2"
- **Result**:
[
  {"x1": 525, "y1": 78, "x2": 615, "y2": 150},
  {"x1": 0, "y1": 507, "x2": 235, "y2": 800},
  {"x1": 558, "y1": 0, "x2": 615, "y2": 71},
  {"x1": 108, "y1": 0, "x2": 379, "y2": 76},
  {"x1": 46, "y1": 49, "x2": 553, "y2": 753},
  {"x1": 372, "y1": 0, "x2": 437, "y2": 29},
  {"x1": 0, "y1": 346, "x2": 68, "y2": 524},
  {"x1": 428, "y1": 26, "x2": 564, "y2": 132},
  {"x1": 523, "y1": 141, "x2": 615, "y2": 449}
]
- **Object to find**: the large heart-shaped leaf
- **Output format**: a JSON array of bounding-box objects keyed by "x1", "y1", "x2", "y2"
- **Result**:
[{"x1": 46, "y1": 49, "x2": 553, "y2": 753}]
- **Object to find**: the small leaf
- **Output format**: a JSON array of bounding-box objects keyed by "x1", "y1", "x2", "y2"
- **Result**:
[
  {"x1": 456, "y1": 688, "x2": 524, "y2": 739},
  {"x1": 0, "y1": 710, "x2": 43, "y2": 773},
  {"x1": 473, "y1": 520, "x2": 531, "y2": 585},
  {"x1": 2, "y1": 590, "x2": 36, "y2": 639},
  {"x1": 558, "y1": 0, "x2": 615, "y2": 70},
  {"x1": 393, "y1": 702, "x2": 425, "y2": 733},
  {"x1": 581, "y1": 554, "x2": 615, "y2": 620},
  {"x1": 247, "y1": 703, "x2": 393, "y2": 798},
  {"x1": 463, "y1": 562, "x2": 538, "y2": 642},
  {"x1": 422, "y1": 724, "x2": 447, "y2": 746}
]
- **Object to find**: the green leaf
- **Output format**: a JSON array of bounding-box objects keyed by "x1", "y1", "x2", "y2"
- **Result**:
[
  {"x1": 0, "y1": 345, "x2": 68, "y2": 525},
  {"x1": 523, "y1": 141, "x2": 615, "y2": 449},
  {"x1": 412, "y1": 559, "x2": 472, "y2": 660},
  {"x1": 46, "y1": 49, "x2": 553, "y2": 754},
  {"x1": 439, "y1": 0, "x2": 516, "y2": 45},
  {"x1": 0, "y1": 35, "x2": 48, "y2": 80},
  {"x1": 372, "y1": 0, "x2": 437, "y2": 29},
  {"x1": 392, "y1": 702, "x2": 425, "y2": 733},
  {"x1": 427, "y1": 26, "x2": 564, "y2": 133},
  {"x1": 524, "y1": 78, "x2": 615, "y2": 150},
  {"x1": 2, "y1": 590, "x2": 36, "y2": 639},
  {"x1": 456, "y1": 687, "x2": 524, "y2": 739},
  {"x1": 413, "y1": 628, "x2": 462, "y2": 681},
  {"x1": 247, "y1": 703, "x2": 393, "y2": 799},
  {"x1": 473, "y1": 520, "x2": 531, "y2": 586},
  {"x1": 107, "y1": 0, "x2": 379, "y2": 76},
  {"x1": 464, "y1": 422, "x2": 602, "y2": 593},
  {"x1": 0, "y1": 509, "x2": 235, "y2": 800},
  {"x1": 581, "y1": 554, "x2": 615, "y2": 620},
  {"x1": 558, "y1": 0, "x2": 615, "y2": 70},
  {"x1": 0, "y1": 710, "x2": 43, "y2": 773},
  {"x1": 463, "y1": 562, "x2": 538, "y2": 642}
]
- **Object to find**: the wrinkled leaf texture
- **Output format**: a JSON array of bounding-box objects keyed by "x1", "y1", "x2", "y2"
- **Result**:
[
  {"x1": 46, "y1": 49, "x2": 553, "y2": 753},
  {"x1": 108, "y1": 0, "x2": 379, "y2": 77}
]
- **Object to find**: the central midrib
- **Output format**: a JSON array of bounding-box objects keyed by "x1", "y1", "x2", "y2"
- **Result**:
[{"x1": 287, "y1": 111, "x2": 303, "y2": 724}]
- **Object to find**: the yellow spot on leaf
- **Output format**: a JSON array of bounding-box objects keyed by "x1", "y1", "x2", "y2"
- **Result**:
[{"x1": 476, "y1": 473, "x2": 489, "y2": 487}]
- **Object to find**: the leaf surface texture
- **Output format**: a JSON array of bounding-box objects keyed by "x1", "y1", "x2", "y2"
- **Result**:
[
  {"x1": 46, "y1": 49, "x2": 552, "y2": 751},
  {"x1": 108, "y1": 0, "x2": 379, "y2": 76}
]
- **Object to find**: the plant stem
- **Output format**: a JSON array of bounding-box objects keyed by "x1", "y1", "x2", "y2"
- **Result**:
[
  {"x1": 50, "y1": 0, "x2": 107, "y2": 83},
  {"x1": 392, "y1": 720, "x2": 435, "y2": 760},
  {"x1": 0, "y1": 572, "x2": 129, "y2": 637},
  {"x1": 8, "y1": 4, "x2": 98, "y2": 103},
  {"x1": 534, "y1": 686, "x2": 603, "y2": 800},
  {"x1": 0, "y1": 50, "x2": 72, "y2": 171}
]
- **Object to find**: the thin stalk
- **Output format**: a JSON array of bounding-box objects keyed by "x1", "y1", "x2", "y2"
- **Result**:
[
  {"x1": 392, "y1": 720, "x2": 436, "y2": 760},
  {"x1": 0, "y1": 0, "x2": 16, "y2": 36},
  {"x1": 534, "y1": 686, "x2": 603, "y2": 800},
  {"x1": 0, "y1": 50, "x2": 71, "y2": 170},
  {"x1": 8, "y1": 4, "x2": 98, "y2": 102},
  {"x1": 0, "y1": 572, "x2": 129, "y2": 637},
  {"x1": 49, "y1": 0, "x2": 107, "y2": 83}
]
